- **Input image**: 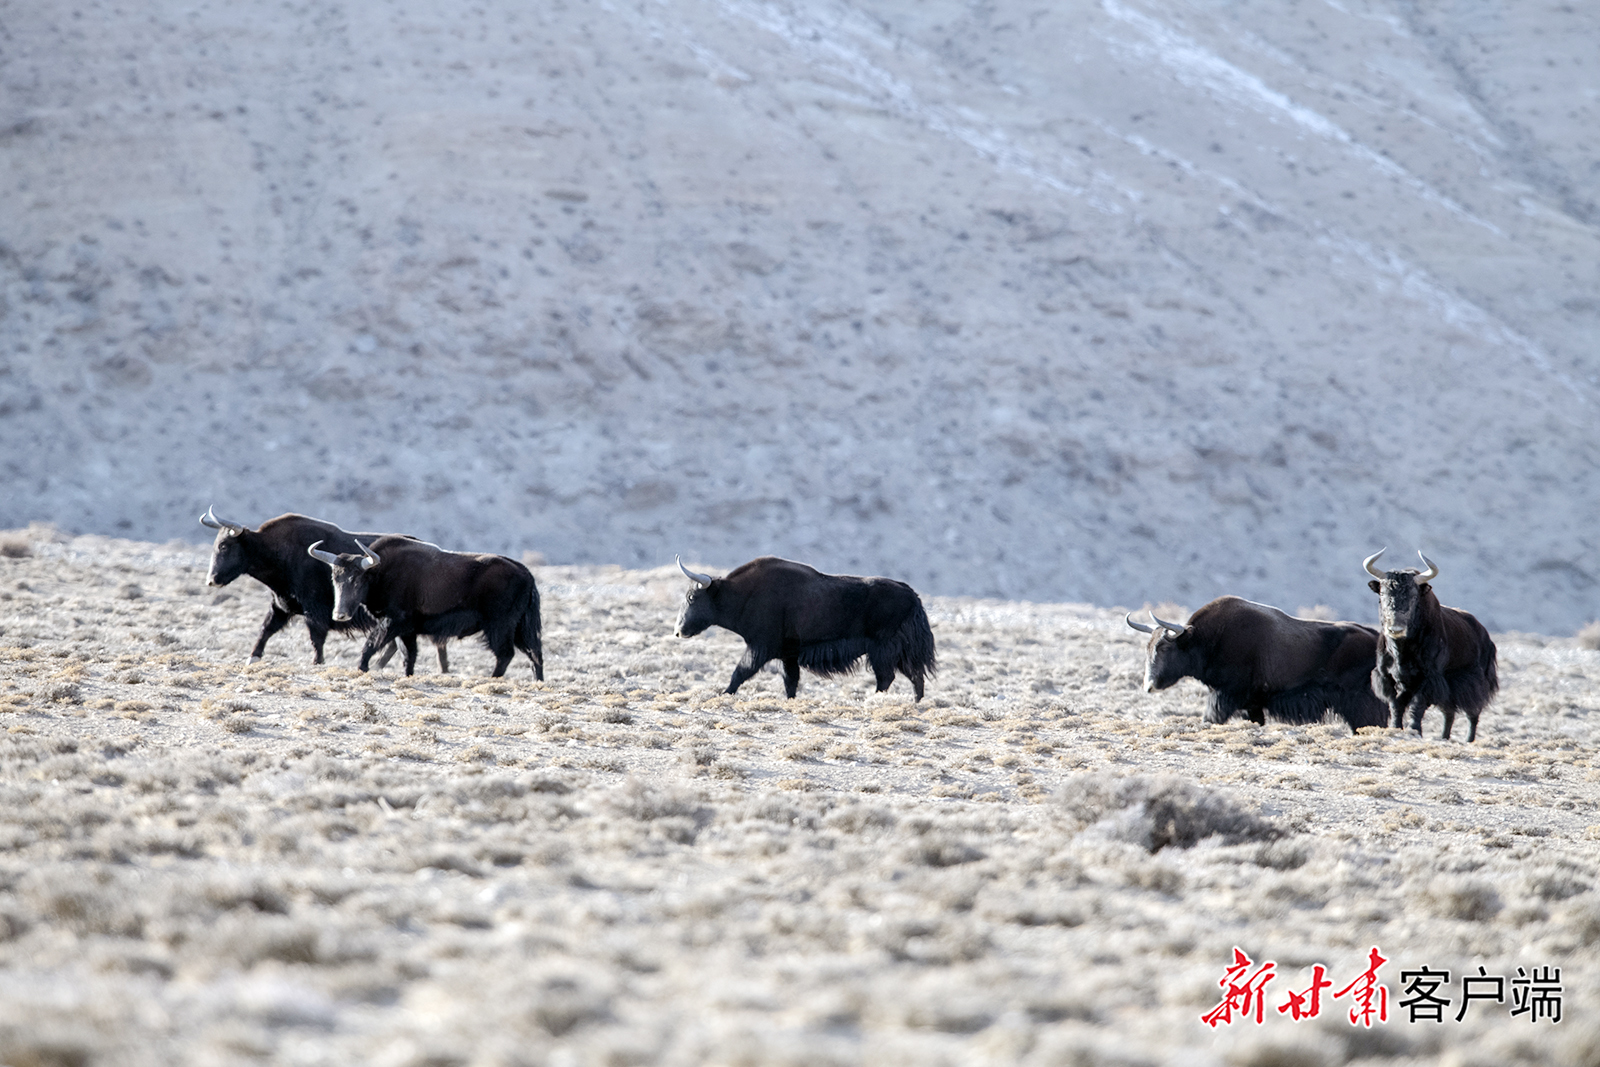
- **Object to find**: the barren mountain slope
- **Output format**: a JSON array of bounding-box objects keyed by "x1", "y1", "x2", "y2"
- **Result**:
[
  {"x1": 0, "y1": 528, "x2": 1597, "y2": 1064},
  {"x1": 2, "y1": 0, "x2": 1597, "y2": 629}
]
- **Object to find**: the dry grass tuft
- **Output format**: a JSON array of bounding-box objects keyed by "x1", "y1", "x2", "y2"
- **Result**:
[
  {"x1": 0, "y1": 546, "x2": 1594, "y2": 1064},
  {"x1": 1055, "y1": 773, "x2": 1285, "y2": 852},
  {"x1": 1420, "y1": 876, "x2": 1503, "y2": 920},
  {"x1": 607, "y1": 777, "x2": 700, "y2": 821}
]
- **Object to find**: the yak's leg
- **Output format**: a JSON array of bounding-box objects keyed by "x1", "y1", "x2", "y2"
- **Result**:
[
  {"x1": 357, "y1": 620, "x2": 389, "y2": 672},
  {"x1": 1440, "y1": 706, "x2": 1456, "y2": 741},
  {"x1": 1388, "y1": 692, "x2": 1411, "y2": 731},
  {"x1": 490, "y1": 643, "x2": 513, "y2": 678},
  {"x1": 1465, "y1": 713, "x2": 1479, "y2": 743},
  {"x1": 251, "y1": 604, "x2": 295, "y2": 662},
  {"x1": 401, "y1": 635, "x2": 420, "y2": 677},
  {"x1": 781, "y1": 652, "x2": 800, "y2": 699},
  {"x1": 305, "y1": 619, "x2": 332, "y2": 665},
  {"x1": 1246, "y1": 706, "x2": 1267, "y2": 726},
  {"x1": 726, "y1": 647, "x2": 768, "y2": 695},
  {"x1": 1204, "y1": 689, "x2": 1238, "y2": 725},
  {"x1": 908, "y1": 667, "x2": 925, "y2": 702},
  {"x1": 372, "y1": 641, "x2": 398, "y2": 669},
  {"x1": 1404, "y1": 697, "x2": 1429, "y2": 735},
  {"x1": 436, "y1": 640, "x2": 450, "y2": 674},
  {"x1": 867, "y1": 646, "x2": 896, "y2": 694},
  {"x1": 871, "y1": 660, "x2": 896, "y2": 694}
]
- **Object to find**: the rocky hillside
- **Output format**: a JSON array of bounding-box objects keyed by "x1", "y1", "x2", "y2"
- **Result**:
[{"x1": 2, "y1": 0, "x2": 1597, "y2": 630}]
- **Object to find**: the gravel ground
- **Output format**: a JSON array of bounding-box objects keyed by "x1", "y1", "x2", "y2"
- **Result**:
[{"x1": 0, "y1": 524, "x2": 1597, "y2": 1066}]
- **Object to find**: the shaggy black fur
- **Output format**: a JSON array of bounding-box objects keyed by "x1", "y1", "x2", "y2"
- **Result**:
[
  {"x1": 1368, "y1": 565, "x2": 1497, "y2": 741},
  {"x1": 323, "y1": 535, "x2": 543, "y2": 680},
  {"x1": 202, "y1": 510, "x2": 431, "y2": 667},
  {"x1": 1134, "y1": 596, "x2": 1389, "y2": 734},
  {"x1": 676, "y1": 556, "x2": 936, "y2": 700}
]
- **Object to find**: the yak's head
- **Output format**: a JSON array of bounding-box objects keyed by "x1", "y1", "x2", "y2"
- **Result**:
[
  {"x1": 199, "y1": 505, "x2": 252, "y2": 587},
  {"x1": 1363, "y1": 549, "x2": 1438, "y2": 642},
  {"x1": 309, "y1": 539, "x2": 380, "y2": 623},
  {"x1": 674, "y1": 556, "x2": 719, "y2": 638},
  {"x1": 1126, "y1": 611, "x2": 1192, "y2": 692}
]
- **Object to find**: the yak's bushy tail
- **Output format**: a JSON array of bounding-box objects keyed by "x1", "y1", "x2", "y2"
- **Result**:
[
  {"x1": 1450, "y1": 632, "x2": 1499, "y2": 713},
  {"x1": 517, "y1": 582, "x2": 544, "y2": 681},
  {"x1": 887, "y1": 596, "x2": 937, "y2": 681}
]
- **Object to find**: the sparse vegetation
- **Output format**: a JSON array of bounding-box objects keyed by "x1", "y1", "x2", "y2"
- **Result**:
[{"x1": 0, "y1": 531, "x2": 1594, "y2": 1064}]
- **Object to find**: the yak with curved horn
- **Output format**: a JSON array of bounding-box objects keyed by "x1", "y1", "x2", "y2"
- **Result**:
[
  {"x1": 674, "y1": 555, "x2": 935, "y2": 701},
  {"x1": 311, "y1": 535, "x2": 543, "y2": 679},
  {"x1": 1364, "y1": 549, "x2": 1497, "y2": 741},
  {"x1": 200, "y1": 507, "x2": 431, "y2": 668},
  {"x1": 1128, "y1": 597, "x2": 1388, "y2": 733}
]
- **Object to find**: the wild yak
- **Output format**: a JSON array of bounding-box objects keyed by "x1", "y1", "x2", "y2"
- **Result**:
[
  {"x1": 309, "y1": 535, "x2": 543, "y2": 679},
  {"x1": 1363, "y1": 549, "x2": 1497, "y2": 741},
  {"x1": 674, "y1": 556, "x2": 936, "y2": 700},
  {"x1": 1127, "y1": 596, "x2": 1389, "y2": 733},
  {"x1": 200, "y1": 506, "x2": 436, "y2": 668}
]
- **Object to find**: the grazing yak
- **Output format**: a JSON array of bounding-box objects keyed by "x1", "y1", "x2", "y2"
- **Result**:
[
  {"x1": 200, "y1": 507, "x2": 436, "y2": 668},
  {"x1": 674, "y1": 556, "x2": 936, "y2": 700},
  {"x1": 1127, "y1": 596, "x2": 1389, "y2": 732},
  {"x1": 1363, "y1": 549, "x2": 1497, "y2": 741},
  {"x1": 309, "y1": 535, "x2": 543, "y2": 679}
]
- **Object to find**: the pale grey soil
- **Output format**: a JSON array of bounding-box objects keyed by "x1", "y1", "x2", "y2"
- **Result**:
[
  {"x1": 3, "y1": 0, "x2": 1599, "y2": 631},
  {"x1": 0, "y1": 526, "x2": 1597, "y2": 1066}
]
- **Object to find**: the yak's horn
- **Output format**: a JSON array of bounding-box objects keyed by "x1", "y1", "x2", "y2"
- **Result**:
[
  {"x1": 1150, "y1": 611, "x2": 1186, "y2": 636},
  {"x1": 676, "y1": 555, "x2": 714, "y2": 587},
  {"x1": 1125, "y1": 612, "x2": 1155, "y2": 634},
  {"x1": 1414, "y1": 551, "x2": 1439, "y2": 585},
  {"x1": 307, "y1": 540, "x2": 340, "y2": 566},
  {"x1": 200, "y1": 505, "x2": 246, "y2": 533},
  {"x1": 358, "y1": 539, "x2": 380, "y2": 571},
  {"x1": 1362, "y1": 548, "x2": 1387, "y2": 579}
]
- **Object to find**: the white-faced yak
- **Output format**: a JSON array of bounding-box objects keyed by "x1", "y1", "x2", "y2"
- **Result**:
[{"x1": 1363, "y1": 549, "x2": 1497, "y2": 741}]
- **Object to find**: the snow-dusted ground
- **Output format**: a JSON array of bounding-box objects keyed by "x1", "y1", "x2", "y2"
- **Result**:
[
  {"x1": 0, "y1": 526, "x2": 1596, "y2": 1065},
  {"x1": 3, "y1": 0, "x2": 1598, "y2": 631}
]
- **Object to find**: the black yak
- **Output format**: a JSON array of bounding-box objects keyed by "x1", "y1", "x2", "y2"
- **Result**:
[
  {"x1": 309, "y1": 535, "x2": 543, "y2": 679},
  {"x1": 1363, "y1": 549, "x2": 1497, "y2": 741},
  {"x1": 674, "y1": 556, "x2": 936, "y2": 700},
  {"x1": 200, "y1": 506, "x2": 435, "y2": 668},
  {"x1": 1127, "y1": 596, "x2": 1389, "y2": 733}
]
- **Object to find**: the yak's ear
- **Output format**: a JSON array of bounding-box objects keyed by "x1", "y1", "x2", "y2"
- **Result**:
[{"x1": 1368, "y1": 579, "x2": 1381, "y2": 594}]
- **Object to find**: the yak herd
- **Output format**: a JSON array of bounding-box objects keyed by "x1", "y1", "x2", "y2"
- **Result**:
[{"x1": 199, "y1": 509, "x2": 1499, "y2": 742}]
